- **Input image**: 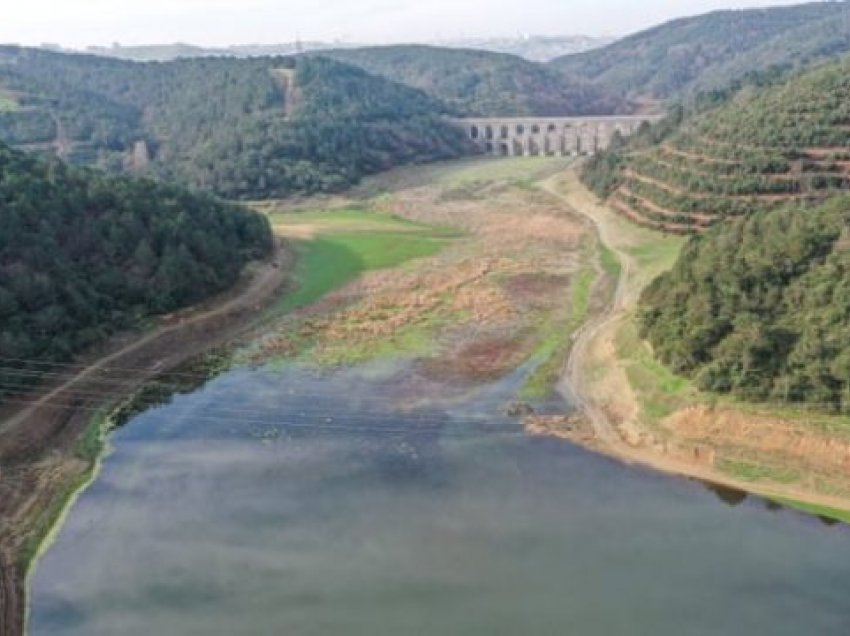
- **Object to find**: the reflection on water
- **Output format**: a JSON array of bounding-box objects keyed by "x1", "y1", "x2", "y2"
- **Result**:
[
  {"x1": 31, "y1": 361, "x2": 850, "y2": 635},
  {"x1": 704, "y1": 482, "x2": 749, "y2": 508},
  {"x1": 703, "y1": 482, "x2": 844, "y2": 528}
]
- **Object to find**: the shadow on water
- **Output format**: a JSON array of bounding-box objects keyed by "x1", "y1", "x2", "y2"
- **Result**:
[
  {"x1": 109, "y1": 349, "x2": 236, "y2": 428},
  {"x1": 703, "y1": 481, "x2": 845, "y2": 528}
]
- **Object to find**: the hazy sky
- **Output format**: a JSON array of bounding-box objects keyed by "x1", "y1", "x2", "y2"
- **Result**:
[{"x1": 0, "y1": 0, "x2": 817, "y2": 48}]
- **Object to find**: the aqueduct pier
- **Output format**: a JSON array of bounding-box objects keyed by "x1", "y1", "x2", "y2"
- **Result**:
[{"x1": 453, "y1": 115, "x2": 661, "y2": 157}]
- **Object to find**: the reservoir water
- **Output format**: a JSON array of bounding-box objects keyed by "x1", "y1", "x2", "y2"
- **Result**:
[{"x1": 30, "y1": 361, "x2": 850, "y2": 635}]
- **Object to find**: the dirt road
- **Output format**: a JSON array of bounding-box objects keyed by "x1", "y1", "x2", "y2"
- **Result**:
[{"x1": 539, "y1": 173, "x2": 631, "y2": 448}]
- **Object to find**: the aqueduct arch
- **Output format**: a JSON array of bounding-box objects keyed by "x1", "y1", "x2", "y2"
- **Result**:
[{"x1": 452, "y1": 115, "x2": 661, "y2": 157}]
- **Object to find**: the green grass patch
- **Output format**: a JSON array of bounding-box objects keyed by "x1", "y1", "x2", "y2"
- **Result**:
[
  {"x1": 623, "y1": 236, "x2": 685, "y2": 291},
  {"x1": 278, "y1": 230, "x2": 448, "y2": 313},
  {"x1": 434, "y1": 156, "x2": 571, "y2": 187},
  {"x1": 616, "y1": 317, "x2": 697, "y2": 423},
  {"x1": 717, "y1": 458, "x2": 801, "y2": 485},
  {"x1": 520, "y1": 265, "x2": 596, "y2": 400},
  {"x1": 74, "y1": 410, "x2": 109, "y2": 462},
  {"x1": 269, "y1": 208, "x2": 460, "y2": 315},
  {"x1": 769, "y1": 497, "x2": 850, "y2": 525},
  {"x1": 600, "y1": 244, "x2": 622, "y2": 280},
  {"x1": 272, "y1": 208, "x2": 462, "y2": 238}
]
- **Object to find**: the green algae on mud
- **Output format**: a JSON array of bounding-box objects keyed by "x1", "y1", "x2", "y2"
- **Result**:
[
  {"x1": 518, "y1": 267, "x2": 595, "y2": 401},
  {"x1": 519, "y1": 241, "x2": 611, "y2": 402},
  {"x1": 23, "y1": 409, "x2": 111, "y2": 567},
  {"x1": 770, "y1": 497, "x2": 850, "y2": 526},
  {"x1": 21, "y1": 409, "x2": 112, "y2": 633}
]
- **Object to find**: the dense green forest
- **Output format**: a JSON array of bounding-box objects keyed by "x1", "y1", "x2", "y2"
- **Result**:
[
  {"x1": 581, "y1": 56, "x2": 850, "y2": 233},
  {"x1": 0, "y1": 48, "x2": 471, "y2": 198},
  {"x1": 639, "y1": 196, "x2": 850, "y2": 411},
  {"x1": 320, "y1": 45, "x2": 628, "y2": 116},
  {"x1": 0, "y1": 141, "x2": 272, "y2": 399},
  {"x1": 551, "y1": 2, "x2": 850, "y2": 99}
]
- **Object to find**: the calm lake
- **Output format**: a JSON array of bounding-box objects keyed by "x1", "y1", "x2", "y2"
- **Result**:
[{"x1": 30, "y1": 360, "x2": 850, "y2": 635}]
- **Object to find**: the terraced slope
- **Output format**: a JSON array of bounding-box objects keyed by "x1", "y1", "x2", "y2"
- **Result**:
[{"x1": 592, "y1": 58, "x2": 850, "y2": 234}]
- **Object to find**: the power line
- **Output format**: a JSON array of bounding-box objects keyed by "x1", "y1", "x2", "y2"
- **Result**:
[
  {"x1": 0, "y1": 394, "x2": 539, "y2": 438},
  {"x1": 1, "y1": 353, "x2": 848, "y2": 401},
  {"x1": 0, "y1": 371, "x2": 541, "y2": 411}
]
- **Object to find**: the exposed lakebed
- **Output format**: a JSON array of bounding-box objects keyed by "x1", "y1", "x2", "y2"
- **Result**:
[{"x1": 30, "y1": 359, "x2": 850, "y2": 635}]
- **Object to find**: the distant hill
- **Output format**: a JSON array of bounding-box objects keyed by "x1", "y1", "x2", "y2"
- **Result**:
[
  {"x1": 319, "y1": 45, "x2": 629, "y2": 116},
  {"x1": 83, "y1": 41, "x2": 361, "y2": 62},
  {"x1": 0, "y1": 140, "x2": 272, "y2": 398},
  {"x1": 551, "y1": 2, "x2": 850, "y2": 99},
  {"x1": 80, "y1": 36, "x2": 613, "y2": 63},
  {"x1": 435, "y1": 36, "x2": 615, "y2": 62},
  {"x1": 582, "y1": 56, "x2": 850, "y2": 233},
  {"x1": 0, "y1": 48, "x2": 470, "y2": 198}
]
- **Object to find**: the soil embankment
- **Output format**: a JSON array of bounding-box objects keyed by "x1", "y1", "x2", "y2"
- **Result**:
[{"x1": 0, "y1": 243, "x2": 289, "y2": 636}]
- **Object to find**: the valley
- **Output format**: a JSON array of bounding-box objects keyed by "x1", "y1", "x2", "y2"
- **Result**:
[
  {"x1": 17, "y1": 156, "x2": 850, "y2": 635},
  {"x1": 5, "y1": 2, "x2": 850, "y2": 633}
]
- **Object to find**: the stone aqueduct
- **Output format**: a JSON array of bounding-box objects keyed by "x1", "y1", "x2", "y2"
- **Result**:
[{"x1": 453, "y1": 115, "x2": 661, "y2": 157}]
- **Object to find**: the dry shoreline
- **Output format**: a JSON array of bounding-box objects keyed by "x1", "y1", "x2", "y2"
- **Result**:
[
  {"x1": 546, "y1": 166, "x2": 850, "y2": 519},
  {"x1": 0, "y1": 242, "x2": 290, "y2": 636}
]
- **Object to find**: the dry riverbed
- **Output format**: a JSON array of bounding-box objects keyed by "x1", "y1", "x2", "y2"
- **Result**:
[{"x1": 252, "y1": 157, "x2": 612, "y2": 404}]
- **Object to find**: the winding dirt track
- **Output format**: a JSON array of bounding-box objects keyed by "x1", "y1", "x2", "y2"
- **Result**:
[
  {"x1": 0, "y1": 242, "x2": 288, "y2": 636},
  {"x1": 539, "y1": 173, "x2": 632, "y2": 449}
]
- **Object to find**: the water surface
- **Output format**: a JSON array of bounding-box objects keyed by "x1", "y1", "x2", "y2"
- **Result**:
[{"x1": 31, "y1": 361, "x2": 850, "y2": 635}]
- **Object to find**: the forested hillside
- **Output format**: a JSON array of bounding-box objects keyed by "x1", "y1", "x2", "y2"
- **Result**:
[
  {"x1": 581, "y1": 56, "x2": 850, "y2": 233},
  {"x1": 551, "y1": 2, "x2": 850, "y2": 99},
  {"x1": 639, "y1": 196, "x2": 850, "y2": 411},
  {"x1": 576, "y1": 52, "x2": 850, "y2": 411},
  {"x1": 0, "y1": 48, "x2": 471, "y2": 198},
  {"x1": 0, "y1": 141, "x2": 273, "y2": 399},
  {"x1": 320, "y1": 45, "x2": 628, "y2": 116}
]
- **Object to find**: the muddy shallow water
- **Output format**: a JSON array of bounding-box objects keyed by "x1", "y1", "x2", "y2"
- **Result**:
[{"x1": 30, "y1": 361, "x2": 850, "y2": 635}]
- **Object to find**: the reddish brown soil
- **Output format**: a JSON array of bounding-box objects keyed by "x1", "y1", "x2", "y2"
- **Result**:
[
  {"x1": 419, "y1": 335, "x2": 531, "y2": 384},
  {"x1": 499, "y1": 273, "x2": 573, "y2": 310}
]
